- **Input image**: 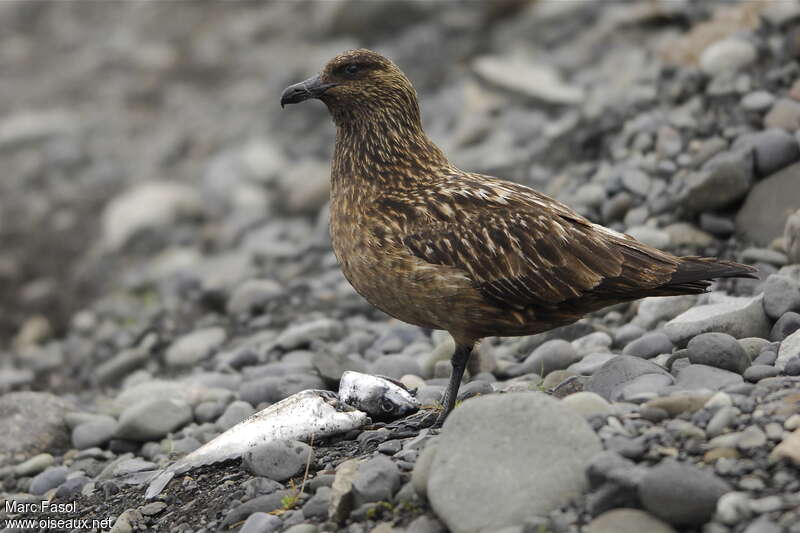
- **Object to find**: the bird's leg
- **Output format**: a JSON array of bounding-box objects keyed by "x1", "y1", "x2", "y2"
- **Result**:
[{"x1": 434, "y1": 343, "x2": 473, "y2": 427}]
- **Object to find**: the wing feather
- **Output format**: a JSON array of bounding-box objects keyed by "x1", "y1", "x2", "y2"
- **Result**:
[{"x1": 386, "y1": 174, "x2": 687, "y2": 311}]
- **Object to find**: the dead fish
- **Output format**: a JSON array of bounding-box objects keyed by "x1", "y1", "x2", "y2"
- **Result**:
[
  {"x1": 145, "y1": 389, "x2": 366, "y2": 499},
  {"x1": 338, "y1": 371, "x2": 419, "y2": 420}
]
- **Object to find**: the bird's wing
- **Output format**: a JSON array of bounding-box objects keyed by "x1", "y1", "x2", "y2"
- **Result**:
[{"x1": 385, "y1": 176, "x2": 677, "y2": 310}]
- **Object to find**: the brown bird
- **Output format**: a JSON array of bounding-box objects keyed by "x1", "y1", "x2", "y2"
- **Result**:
[{"x1": 280, "y1": 49, "x2": 757, "y2": 426}]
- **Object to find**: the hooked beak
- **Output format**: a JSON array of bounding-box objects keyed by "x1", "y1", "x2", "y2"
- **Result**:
[{"x1": 280, "y1": 75, "x2": 337, "y2": 108}]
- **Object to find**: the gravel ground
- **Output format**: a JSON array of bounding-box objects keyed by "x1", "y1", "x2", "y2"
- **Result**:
[{"x1": 2, "y1": 1, "x2": 800, "y2": 532}]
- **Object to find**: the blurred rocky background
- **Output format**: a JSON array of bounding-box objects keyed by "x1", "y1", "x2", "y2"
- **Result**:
[{"x1": 2, "y1": 1, "x2": 800, "y2": 532}]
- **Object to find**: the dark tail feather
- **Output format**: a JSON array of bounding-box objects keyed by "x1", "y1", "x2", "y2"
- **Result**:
[{"x1": 661, "y1": 256, "x2": 759, "y2": 294}]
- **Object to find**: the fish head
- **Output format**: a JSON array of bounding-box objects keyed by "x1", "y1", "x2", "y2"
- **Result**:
[{"x1": 339, "y1": 371, "x2": 420, "y2": 421}]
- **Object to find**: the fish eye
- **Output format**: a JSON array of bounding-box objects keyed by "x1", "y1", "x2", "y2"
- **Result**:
[
  {"x1": 380, "y1": 399, "x2": 395, "y2": 413},
  {"x1": 345, "y1": 63, "x2": 359, "y2": 75}
]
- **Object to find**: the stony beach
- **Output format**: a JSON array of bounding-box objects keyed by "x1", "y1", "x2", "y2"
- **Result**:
[{"x1": 2, "y1": 1, "x2": 800, "y2": 532}]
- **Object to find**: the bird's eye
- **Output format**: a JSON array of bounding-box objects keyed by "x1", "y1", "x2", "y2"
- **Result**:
[
  {"x1": 380, "y1": 399, "x2": 394, "y2": 413},
  {"x1": 345, "y1": 63, "x2": 359, "y2": 75}
]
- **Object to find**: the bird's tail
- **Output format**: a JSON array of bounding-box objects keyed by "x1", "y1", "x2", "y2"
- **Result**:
[{"x1": 657, "y1": 256, "x2": 758, "y2": 294}]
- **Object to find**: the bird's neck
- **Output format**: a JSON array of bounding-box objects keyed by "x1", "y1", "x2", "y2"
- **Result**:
[{"x1": 331, "y1": 108, "x2": 450, "y2": 193}]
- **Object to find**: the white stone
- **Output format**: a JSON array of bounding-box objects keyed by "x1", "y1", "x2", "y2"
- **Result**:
[
  {"x1": 101, "y1": 181, "x2": 202, "y2": 250},
  {"x1": 700, "y1": 39, "x2": 757, "y2": 76},
  {"x1": 776, "y1": 329, "x2": 800, "y2": 370},
  {"x1": 561, "y1": 391, "x2": 613, "y2": 418},
  {"x1": 473, "y1": 55, "x2": 583, "y2": 105},
  {"x1": 664, "y1": 295, "x2": 770, "y2": 346}
]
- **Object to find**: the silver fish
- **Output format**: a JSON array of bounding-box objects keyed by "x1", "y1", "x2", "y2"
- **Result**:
[
  {"x1": 338, "y1": 371, "x2": 419, "y2": 420},
  {"x1": 145, "y1": 389, "x2": 367, "y2": 499}
]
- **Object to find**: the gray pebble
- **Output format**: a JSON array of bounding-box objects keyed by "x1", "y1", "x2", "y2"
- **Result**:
[
  {"x1": 568, "y1": 353, "x2": 616, "y2": 376},
  {"x1": 743, "y1": 365, "x2": 781, "y2": 382},
  {"x1": 784, "y1": 356, "x2": 800, "y2": 376},
  {"x1": 195, "y1": 401, "x2": 226, "y2": 424},
  {"x1": 622, "y1": 168, "x2": 652, "y2": 196},
  {"x1": 699, "y1": 213, "x2": 735, "y2": 236},
  {"x1": 585, "y1": 355, "x2": 672, "y2": 401},
  {"x1": 613, "y1": 324, "x2": 645, "y2": 346},
  {"x1": 619, "y1": 373, "x2": 674, "y2": 401},
  {"x1": 240, "y1": 374, "x2": 325, "y2": 405},
  {"x1": 111, "y1": 457, "x2": 156, "y2": 476},
  {"x1": 243, "y1": 439, "x2": 312, "y2": 481},
  {"x1": 622, "y1": 332, "x2": 673, "y2": 359},
  {"x1": 762, "y1": 274, "x2": 800, "y2": 320},
  {"x1": 735, "y1": 128, "x2": 800, "y2": 177},
  {"x1": 676, "y1": 364, "x2": 744, "y2": 390},
  {"x1": 748, "y1": 495, "x2": 783, "y2": 513},
  {"x1": 770, "y1": 311, "x2": 800, "y2": 341},
  {"x1": 687, "y1": 333, "x2": 750, "y2": 374},
  {"x1": 72, "y1": 416, "x2": 118, "y2": 449},
  {"x1": 14, "y1": 453, "x2": 54, "y2": 477},
  {"x1": 370, "y1": 354, "x2": 422, "y2": 379},
  {"x1": 165, "y1": 327, "x2": 227, "y2": 367},
  {"x1": 416, "y1": 385, "x2": 445, "y2": 406},
  {"x1": 352, "y1": 455, "x2": 401, "y2": 506},
  {"x1": 506, "y1": 339, "x2": 580, "y2": 378},
  {"x1": 216, "y1": 400, "x2": 255, "y2": 431},
  {"x1": 737, "y1": 426, "x2": 767, "y2": 450},
  {"x1": 276, "y1": 318, "x2": 344, "y2": 350},
  {"x1": 301, "y1": 486, "x2": 331, "y2": 520},
  {"x1": 226, "y1": 279, "x2": 282, "y2": 315},
  {"x1": 114, "y1": 398, "x2": 193, "y2": 442},
  {"x1": 700, "y1": 38, "x2": 756, "y2": 75},
  {"x1": 239, "y1": 512, "x2": 282, "y2": 533},
  {"x1": 752, "y1": 349, "x2": 778, "y2": 366},
  {"x1": 743, "y1": 518, "x2": 782, "y2": 533},
  {"x1": 284, "y1": 526, "x2": 318, "y2": 533},
  {"x1": 707, "y1": 406, "x2": 740, "y2": 438},
  {"x1": 55, "y1": 475, "x2": 91, "y2": 499},
  {"x1": 741, "y1": 91, "x2": 775, "y2": 112},
  {"x1": 406, "y1": 515, "x2": 447, "y2": 533},
  {"x1": 638, "y1": 460, "x2": 730, "y2": 526},
  {"x1": 29, "y1": 465, "x2": 68, "y2": 495}
]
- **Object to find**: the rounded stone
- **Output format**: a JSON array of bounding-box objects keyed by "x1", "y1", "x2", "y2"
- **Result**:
[
  {"x1": 72, "y1": 416, "x2": 118, "y2": 449},
  {"x1": 165, "y1": 327, "x2": 227, "y2": 367},
  {"x1": 638, "y1": 460, "x2": 730, "y2": 526},
  {"x1": 687, "y1": 333, "x2": 750, "y2": 374},
  {"x1": 622, "y1": 332, "x2": 673, "y2": 359},
  {"x1": 29, "y1": 465, "x2": 69, "y2": 495},
  {"x1": 114, "y1": 398, "x2": 193, "y2": 442},
  {"x1": 762, "y1": 274, "x2": 800, "y2": 320},
  {"x1": 352, "y1": 455, "x2": 401, "y2": 505},
  {"x1": 428, "y1": 392, "x2": 601, "y2": 533},
  {"x1": 585, "y1": 355, "x2": 672, "y2": 401},
  {"x1": 14, "y1": 453, "x2": 54, "y2": 477},
  {"x1": 239, "y1": 512, "x2": 282, "y2": 533},
  {"x1": 506, "y1": 339, "x2": 579, "y2": 378},
  {"x1": 743, "y1": 365, "x2": 781, "y2": 382},
  {"x1": 242, "y1": 439, "x2": 313, "y2": 482},
  {"x1": 770, "y1": 311, "x2": 800, "y2": 341},
  {"x1": 561, "y1": 391, "x2": 612, "y2": 418},
  {"x1": 587, "y1": 508, "x2": 676, "y2": 533},
  {"x1": 700, "y1": 38, "x2": 757, "y2": 76}
]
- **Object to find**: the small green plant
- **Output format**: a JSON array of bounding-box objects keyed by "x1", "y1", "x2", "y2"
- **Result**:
[
  {"x1": 271, "y1": 434, "x2": 315, "y2": 514},
  {"x1": 365, "y1": 501, "x2": 394, "y2": 520}
]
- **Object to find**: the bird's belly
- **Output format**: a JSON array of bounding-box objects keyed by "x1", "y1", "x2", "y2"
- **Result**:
[{"x1": 332, "y1": 239, "x2": 473, "y2": 331}]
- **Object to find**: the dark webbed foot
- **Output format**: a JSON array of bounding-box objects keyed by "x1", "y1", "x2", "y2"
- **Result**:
[{"x1": 433, "y1": 343, "x2": 473, "y2": 427}]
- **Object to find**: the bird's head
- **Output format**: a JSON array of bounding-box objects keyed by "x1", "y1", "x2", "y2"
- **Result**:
[{"x1": 280, "y1": 49, "x2": 420, "y2": 125}]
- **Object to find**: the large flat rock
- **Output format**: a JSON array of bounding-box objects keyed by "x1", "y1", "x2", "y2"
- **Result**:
[
  {"x1": 663, "y1": 295, "x2": 770, "y2": 347},
  {"x1": 736, "y1": 162, "x2": 800, "y2": 246}
]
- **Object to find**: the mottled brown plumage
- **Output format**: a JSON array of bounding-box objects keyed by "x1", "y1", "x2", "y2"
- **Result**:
[{"x1": 281, "y1": 49, "x2": 758, "y2": 425}]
